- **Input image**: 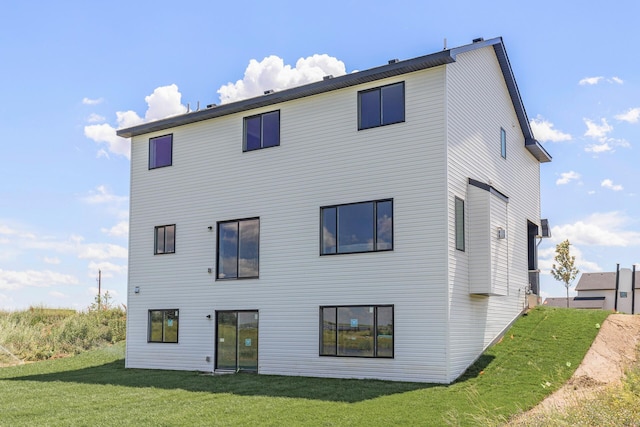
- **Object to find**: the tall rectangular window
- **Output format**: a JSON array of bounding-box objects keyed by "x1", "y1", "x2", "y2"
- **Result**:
[
  {"x1": 154, "y1": 225, "x2": 175, "y2": 254},
  {"x1": 148, "y1": 309, "x2": 179, "y2": 343},
  {"x1": 500, "y1": 128, "x2": 507, "y2": 159},
  {"x1": 320, "y1": 305, "x2": 393, "y2": 358},
  {"x1": 149, "y1": 134, "x2": 173, "y2": 169},
  {"x1": 321, "y1": 199, "x2": 393, "y2": 255},
  {"x1": 455, "y1": 197, "x2": 465, "y2": 251},
  {"x1": 358, "y1": 82, "x2": 405, "y2": 130},
  {"x1": 244, "y1": 110, "x2": 280, "y2": 151},
  {"x1": 217, "y1": 218, "x2": 259, "y2": 279}
]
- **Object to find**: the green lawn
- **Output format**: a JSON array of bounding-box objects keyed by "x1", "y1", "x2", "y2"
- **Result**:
[{"x1": 0, "y1": 306, "x2": 609, "y2": 426}]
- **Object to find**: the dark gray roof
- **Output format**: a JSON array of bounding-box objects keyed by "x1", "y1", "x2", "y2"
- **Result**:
[
  {"x1": 117, "y1": 37, "x2": 551, "y2": 163},
  {"x1": 543, "y1": 297, "x2": 605, "y2": 309},
  {"x1": 575, "y1": 271, "x2": 640, "y2": 291}
]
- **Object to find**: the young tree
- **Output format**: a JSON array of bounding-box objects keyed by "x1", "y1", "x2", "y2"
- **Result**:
[{"x1": 550, "y1": 239, "x2": 580, "y2": 308}]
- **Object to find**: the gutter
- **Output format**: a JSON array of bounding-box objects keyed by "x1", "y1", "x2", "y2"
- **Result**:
[
  {"x1": 614, "y1": 264, "x2": 620, "y2": 312},
  {"x1": 632, "y1": 265, "x2": 637, "y2": 315}
]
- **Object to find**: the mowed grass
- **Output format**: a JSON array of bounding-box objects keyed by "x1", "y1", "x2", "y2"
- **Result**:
[{"x1": 0, "y1": 306, "x2": 609, "y2": 426}]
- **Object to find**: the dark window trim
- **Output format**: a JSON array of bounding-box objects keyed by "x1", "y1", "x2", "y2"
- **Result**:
[
  {"x1": 455, "y1": 197, "x2": 465, "y2": 252},
  {"x1": 358, "y1": 82, "x2": 405, "y2": 130},
  {"x1": 147, "y1": 309, "x2": 179, "y2": 343},
  {"x1": 154, "y1": 224, "x2": 176, "y2": 255},
  {"x1": 216, "y1": 217, "x2": 260, "y2": 280},
  {"x1": 320, "y1": 199, "x2": 394, "y2": 256},
  {"x1": 149, "y1": 133, "x2": 173, "y2": 170},
  {"x1": 500, "y1": 127, "x2": 507, "y2": 159},
  {"x1": 243, "y1": 110, "x2": 280, "y2": 152},
  {"x1": 319, "y1": 304, "x2": 394, "y2": 358}
]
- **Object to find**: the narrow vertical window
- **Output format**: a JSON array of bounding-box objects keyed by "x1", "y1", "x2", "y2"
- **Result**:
[
  {"x1": 149, "y1": 134, "x2": 173, "y2": 169},
  {"x1": 455, "y1": 197, "x2": 465, "y2": 251},
  {"x1": 154, "y1": 225, "x2": 176, "y2": 254},
  {"x1": 358, "y1": 82, "x2": 405, "y2": 130},
  {"x1": 244, "y1": 111, "x2": 280, "y2": 151},
  {"x1": 500, "y1": 128, "x2": 507, "y2": 159},
  {"x1": 217, "y1": 218, "x2": 259, "y2": 279}
]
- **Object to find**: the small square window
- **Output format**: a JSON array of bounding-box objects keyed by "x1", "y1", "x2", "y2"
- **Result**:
[
  {"x1": 500, "y1": 128, "x2": 507, "y2": 159},
  {"x1": 148, "y1": 309, "x2": 179, "y2": 343},
  {"x1": 149, "y1": 134, "x2": 173, "y2": 169},
  {"x1": 155, "y1": 225, "x2": 175, "y2": 254},
  {"x1": 358, "y1": 82, "x2": 405, "y2": 130},
  {"x1": 244, "y1": 111, "x2": 280, "y2": 151}
]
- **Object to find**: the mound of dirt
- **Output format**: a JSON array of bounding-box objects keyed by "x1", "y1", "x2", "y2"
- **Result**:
[{"x1": 509, "y1": 314, "x2": 640, "y2": 424}]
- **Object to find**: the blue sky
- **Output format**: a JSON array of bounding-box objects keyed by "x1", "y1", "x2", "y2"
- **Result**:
[{"x1": 1, "y1": 0, "x2": 639, "y2": 310}]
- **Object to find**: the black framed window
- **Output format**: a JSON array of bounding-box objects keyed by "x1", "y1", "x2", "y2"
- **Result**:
[
  {"x1": 217, "y1": 218, "x2": 259, "y2": 279},
  {"x1": 149, "y1": 134, "x2": 173, "y2": 169},
  {"x1": 148, "y1": 309, "x2": 179, "y2": 343},
  {"x1": 154, "y1": 225, "x2": 175, "y2": 254},
  {"x1": 320, "y1": 305, "x2": 393, "y2": 358},
  {"x1": 244, "y1": 110, "x2": 280, "y2": 151},
  {"x1": 321, "y1": 199, "x2": 392, "y2": 255},
  {"x1": 500, "y1": 128, "x2": 507, "y2": 159},
  {"x1": 455, "y1": 197, "x2": 465, "y2": 251},
  {"x1": 358, "y1": 82, "x2": 405, "y2": 130}
]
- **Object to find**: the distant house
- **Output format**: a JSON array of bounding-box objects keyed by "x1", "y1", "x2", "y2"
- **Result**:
[
  {"x1": 117, "y1": 37, "x2": 551, "y2": 384},
  {"x1": 543, "y1": 297, "x2": 606, "y2": 309},
  {"x1": 573, "y1": 268, "x2": 639, "y2": 313}
]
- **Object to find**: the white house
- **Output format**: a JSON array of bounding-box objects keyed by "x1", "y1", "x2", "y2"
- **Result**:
[
  {"x1": 117, "y1": 37, "x2": 551, "y2": 384},
  {"x1": 571, "y1": 267, "x2": 639, "y2": 313}
]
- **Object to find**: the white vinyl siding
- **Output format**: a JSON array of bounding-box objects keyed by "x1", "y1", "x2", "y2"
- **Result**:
[
  {"x1": 445, "y1": 45, "x2": 542, "y2": 381},
  {"x1": 127, "y1": 67, "x2": 451, "y2": 383}
]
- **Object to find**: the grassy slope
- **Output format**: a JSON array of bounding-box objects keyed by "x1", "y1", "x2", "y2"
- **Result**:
[{"x1": 0, "y1": 306, "x2": 609, "y2": 426}]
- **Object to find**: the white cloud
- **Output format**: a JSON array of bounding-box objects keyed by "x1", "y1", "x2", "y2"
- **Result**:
[
  {"x1": 88, "y1": 261, "x2": 127, "y2": 278},
  {"x1": 551, "y1": 212, "x2": 640, "y2": 247},
  {"x1": 556, "y1": 171, "x2": 581, "y2": 185},
  {"x1": 49, "y1": 291, "x2": 67, "y2": 299},
  {"x1": 83, "y1": 185, "x2": 128, "y2": 205},
  {"x1": 82, "y1": 97, "x2": 104, "y2": 105},
  {"x1": 601, "y1": 179, "x2": 623, "y2": 191},
  {"x1": 217, "y1": 54, "x2": 347, "y2": 104},
  {"x1": 579, "y1": 76, "x2": 603, "y2": 85},
  {"x1": 611, "y1": 76, "x2": 624, "y2": 84},
  {"x1": 0, "y1": 269, "x2": 79, "y2": 291},
  {"x1": 101, "y1": 220, "x2": 129, "y2": 238},
  {"x1": 77, "y1": 243, "x2": 127, "y2": 260},
  {"x1": 87, "y1": 113, "x2": 106, "y2": 123},
  {"x1": 584, "y1": 138, "x2": 630, "y2": 154},
  {"x1": 530, "y1": 116, "x2": 571, "y2": 143},
  {"x1": 44, "y1": 256, "x2": 61, "y2": 265},
  {"x1": 84, "y1": 84, "x2": 187, "y2": 159},
  {"x1": 538, "y1": 245, "x2": 602, "y2": 275},
  {"x1": 615, "y1": 107, "x2": 640, "y2": 123},
  {"x1": 584, "y1": 118, "x2": 613, "y2": 140}
]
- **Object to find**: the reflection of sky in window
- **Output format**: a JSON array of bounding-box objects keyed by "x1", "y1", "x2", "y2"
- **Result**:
[
  {"x1": 238, "y1": 219, "x2": 259, "y2": 277},
  {"x1": 218, "y1": 219, "x2": 259, "y2": 279},
  {"x1": 218, "y1": 222, "x2": 238, "y2": 279},
  {"x1": 338, "y1": 202, "x2": 374, "y2": 252},
  {"x1": 262, "y1": 111, "x2": 280, "y2": 148},
  {"x1": 245, "y1": 116, "x2": 261, "y2": 151},
  {"x1": 381, "y1": 83, "x2": 404, "y2": 125},
  {"x1": 359, "y1": 90, "x2": 380, "y2": 129},
  {"x1": 150, "y1": 135, "x2": 172, "y2": 168},
  {"x1": 376, "y1": 201, "x2": 392, "y2": 249}
]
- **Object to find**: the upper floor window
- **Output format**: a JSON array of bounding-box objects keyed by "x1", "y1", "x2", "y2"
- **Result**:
[
  {"x1": 455, "y1": 197, "x2": 465, "y2": 251},
  {"x1": 500, "y1": 128, "x2": 507, "y2": 159},
  {"x1": 244, "y1": 111, "x2": 280, "y2": 151},
  {"x1": 358, "y1": 82, "x2": 405, "y2": 130},
  {"x1": 149, "y1": 134, "x2": 173, "y2": 169},
  {"x1": 155, "y1": 224, "x2": 175, "y2": 254},
  {"x1": 320, "y1": 305, "x2": 394, "y2": 358},
  {"x1": 148, "y1": 309, "x2": 179, "y2": 343},
  {"x1": 321, "y1": 199, "x2": 393, "y2": 255},
  {"x1": 217, "y1": 218, "x2": 259, "y2": 279}
]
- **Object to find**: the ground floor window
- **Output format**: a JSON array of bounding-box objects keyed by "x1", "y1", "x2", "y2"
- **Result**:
[
  {"x1": 320, "y1": 305, "x2": 393, "y2": 358},
  {"x1": 148, "y1": 309, "x2": 179, "y2": 343}
]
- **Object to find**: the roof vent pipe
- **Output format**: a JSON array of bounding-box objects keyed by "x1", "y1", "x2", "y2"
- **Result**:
[
  {"x1": 264, "y1": 89, "x2": 274, "y2": 95},
  {"x1": 473, "y1": 37, "x2": 484, "y2": 43},
  {"x1": 323, "y1": 75, "x2": 333, "y2": 80},
  {"x1": 388, "y1": 59, "x2": 399, "y2": 64}
]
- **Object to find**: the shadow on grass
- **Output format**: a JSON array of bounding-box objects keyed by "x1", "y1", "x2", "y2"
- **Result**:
[
  {"x1": 7, "y1": 359, "x2": 441, "y2": 403},
  {"x1": 6, "y1": 350, "x2": 494, "y2": 403}
]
